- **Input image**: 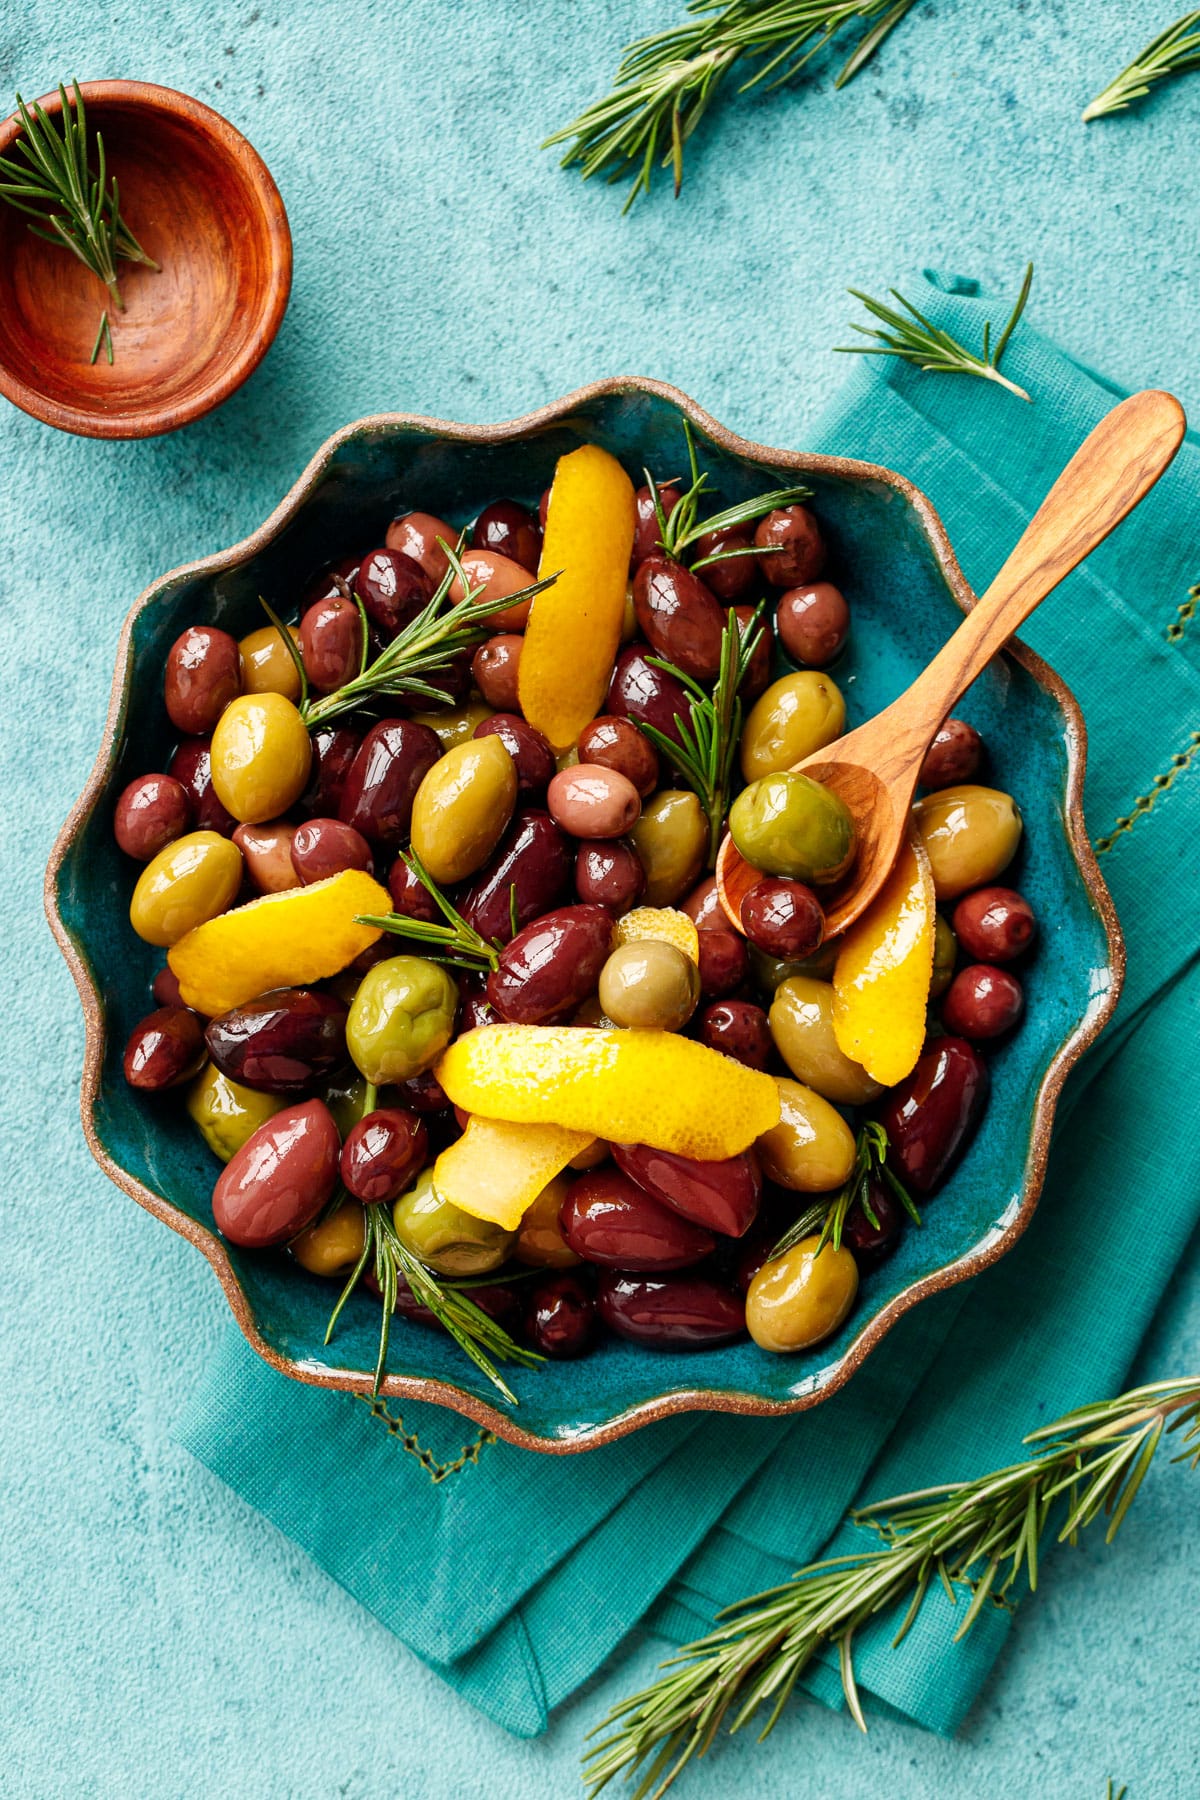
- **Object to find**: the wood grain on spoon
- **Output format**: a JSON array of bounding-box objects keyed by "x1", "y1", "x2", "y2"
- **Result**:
[{"x1": 718, "y1": 389, "x2": 1187, "y2": 937}]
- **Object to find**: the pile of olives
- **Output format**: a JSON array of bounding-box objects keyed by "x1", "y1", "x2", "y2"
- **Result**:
[{"x1": 115, "y1": 474, "x2": 1037, "y2": 1368}]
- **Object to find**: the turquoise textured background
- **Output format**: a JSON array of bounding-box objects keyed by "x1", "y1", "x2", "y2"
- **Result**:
[{"x1": 3, "y1": 2, "x2": 1198, "y2": 1796}]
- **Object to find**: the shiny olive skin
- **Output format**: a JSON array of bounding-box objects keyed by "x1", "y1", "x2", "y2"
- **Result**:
[
  {"x1": 597, "y1": 1272, "x2": 745, "y2": 1349},
  {"x1": 338, "y1": 718, "x2": 442, "y2": 850},
  {"x1": 526, "y1": 1273, "x2": 596, "y2": 1358},
  {"x1": 919, "y1": 718, "x2": 983, "y2": 790},
  {"x1": 576, "y1": 714, "x2": 659, "y2": 796},
  {"x1": 409, "y1": 696, "x2": 492, "y2": 750},
  {"x1": 952, "y1": 886, "x2": 1037, "y2": 963},
  {"x1": 606, "y1": 647, "x2": 692, "y2": 751},
  {"x1": 775, "y1": 582, "x2": 849, "y2": 668},
  {"x1": 210, "y1": 693, "x2": 312, "y2": 824},
  {"x1": 912, "y1": 785, "x2": 1023, "y2": 900},
  {"x1": 291, "y1": 1202, "x2": 367, "y2": 1277},
  {"x1": 130, "y1": 831, "x2": 243, "y2": 946},
  {"x1": 756, "y1": 1077, "x2": 857, "y2": 1192},
  {"x1": 393, "y1": 1168, "x2": 514, "y2": 1276},
  {"x1": 300, "y1": 724, "x2": 360, "y2": 819},
  {"x1": 930, "y1": 913, "x2": 958, "y2": 999},
  {"x1": 356, "y1": 547, "x2": 431, "y2": 638},
  {"x1": 239, "y1": 624, "x2": 303, "y2": 700},
  {"x1": 630, "y1": 482, "x2": 681, "y2": 566},
  {"x1": 842, "y1": 1177, "x2": 904, "y2": 1270},
  {"x1": 682, "y1": 876, "x2": 722, "y2": 932},
  {"x1": 186, "y1": 1064, "x2": 283, "y2": 1161},
  {"x1": 562, "y1": 1168, "x2": 716, "y2": 1269},
  {"x1": 213, "y1": 1099, "x2": 340, "y2": 1248},
  {"x1": 340, "y1": 1107, "x2": 428, "y2": 1203},
  {"x1": 487, "y1": 904, "x2": 614, "y2": 1024},
  {"x1": 232, "y1": 821, "x2": 297, "y2": 896},
  {"x1": 746, "y1": 1237, "x2": 857, "y2": 1352},
  {"x1": 385, "y1": 511, "x2": 455, "y2": 586},
  {"x1": 459, "y1": 979, "x2": 499, "y2": 1032},
  {"x1": 748, "y1": 939, "x2": 838, "y2": 993},
  {"x1": 740, "y1": 878, "x2": 824, "y2": 959},
  {"x1": 599, "y1": 939, "x2": 699, "y2": 1031},
  {"x1": 575, "y1": 838, "x2": 645, "y2": 913},
  {"x1": 729, "y1": 772, "x2": 856, "y2": 887},
  {"x1": 205, "y1": 988, "x2": 348, "y2": 1093},
  {"x1": 876, "y1": 1037, "x2": 989, "y2": 1195},
  {"x1": 152, "y1": 964, "x2": 187, "y2": 1009},
  {"x1": 942, "y1": 964, "x2": 1024, "y2": 1039},
  {"x1": 460, "y1": 808, "x2": 573, "y2": 944},
  {"x1": 394, "y1": 1067, "x2": 451, "y2": 1113},
  {"x1": 471, "y1": 498, "x2": 542, "y2": 570},
  {"x1": 169, "y1": 737, "x2": 237, "y2": 835},
  {"x1": 697, "y1": 928, "x2": 748, "y2": 998},
  {"x1": 300, "y1": 594, "x2": 362, "y2": 692},
  {"x1": 320, "y1": 1070, "x2": 368, "y2": 1140},
  {"x1": 301, "y1": 553, "x2": 360, "y2": 607},
  {"x1": 629, "y1": 790, "x2": 707, "y2": 907},
  {"x1": 739, "y1": 671, "x2": 846, "y2": 782},
  {"x1": 291, "y1": 817, "x2": 373, "y2": 884},
  {"x1": 165, "y1": 626, "x2": 241, "y2": 735},
  {"x1": 699, "y1": 999, "x2": 772, "y2": 1069},
  {"x1": 114, "y1": 773, "x2": 193, "y2": 861},
  {"x1": 754, "y1": 504, "x2": 826, "y2": 587},
  {"x1": 387, "y1": 853, "x2": 440, "y2": 922},
  {"x1": 347, "y1": 955, "x2": 459, "y2": 1084},
  {"x1": 472, "y1": 634, "x2": 522, "y2": 711},
  {"x1": 449, "y1": 549, "x2": 539, "y2": 630},
  {"x1": 548, "y1": 764, "x2": 640, "y2": 838},
  {"x1": 473, "y1": 714, "x2": 556, "y2": 797},
  {"x1": 410, "y1": 734, "x2": 518, "y2": 884},
  {"x1": 692, "y1": 524, "x2": 757, "y2": 601},
  {"x1": 123, "y1": 1006, "x2": 206, "y2": 1091},
  {"x1": 612, "y1": 1142, "x2": 761, "y2": 1239},
  {"x1": 768, "y1": 977, "x2": 882, "y2": 1106},
  {"x1": 514, "y1": 1174, "x2": 579, "y2": 1269},
  {"x1": 633, "y1": 555, "x2": 726, "y2": 681}
]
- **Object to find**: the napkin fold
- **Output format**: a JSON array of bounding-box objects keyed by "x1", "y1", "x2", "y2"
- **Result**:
[{"x1": 178, "y1": 274, "x2": 1200, "y2": 1739}]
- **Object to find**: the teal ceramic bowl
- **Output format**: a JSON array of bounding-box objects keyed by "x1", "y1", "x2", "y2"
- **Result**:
[{"x1": 46, "y1": 379, "x2": 1122, "y2": 1452}]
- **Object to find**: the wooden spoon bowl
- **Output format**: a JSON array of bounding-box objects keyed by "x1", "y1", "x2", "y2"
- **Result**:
[{"x1": 0, "y1": 82, "x2": 291, "y2": 438}]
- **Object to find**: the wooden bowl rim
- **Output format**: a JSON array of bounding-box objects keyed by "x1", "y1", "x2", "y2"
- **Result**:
[
  {"x1": 44, "y1": 376, "x2": 1125, "y2": 1452},
  {"x1": 0, "y1": 80, "x2": 292, "y2": 439}
]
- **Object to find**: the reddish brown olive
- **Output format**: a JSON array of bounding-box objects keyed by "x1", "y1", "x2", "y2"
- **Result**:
[
  {"x1": 606, "y1": 647, "x2": 693, "y2": 751},
  {"x1": 877, "y1": 1037, "x2": 989, "y2": 1195},
  {"x1": 697, "y1": 929, "x2": 748, "y2": 998},
  {"x1": 691, "y1": 524, "x2": 757, "y2": 601},
  {"x1": 356, "y1": 549, "x2": 431, "y2": 639},
  {"x1": 682, "y1": 876, "x2": 723, "y2": 932},
  {"x1": 340, "y1": 1108, "x2": 428, "y2": 1204},
  {"x1": 526, "y1": 1273, "x2": 596, "y2": 1358},
  {"x1": 576, "y1": 715, "x2": 659, "y2": 797},
  {"x1": 740, "y1": 879, "x2": 825, "y2": 960},
  {"x1": 698, "y1": 999, "x2": 772, "y2": 1069},
  {"x1": 168, "y1": 737, "x2": 236, "y2": 836},
  {"x1": 633, "y1": 555, "x2": 726, "y2": 681},
  {"x1": 575, "y1": 839, "x2": 646, "y2": 912},
  {"x1": 472, "y1": 498, "x2": 542, "y2": 571},
  {"x1": 114, "y1": 773, "x2": 193, "y2": 861},
  {"x1": 631, "y1": 482, "x2": 681, "y2": 567},
  {"x1": 300, "y1": 595, "x2": 362, "y2": 693},
  {"x1": 151, "y1": 965, "x2": 188, "y2": 1009},
  {"x1": 547, "y1": 764, "x2": 641, "y2": 838},
  {"x1": 460, "y1": 809, "x2": 573, "y2": 944},
  {"x1": 300, "y1": 724, "x2": 361, "y2": 820},
  {"x1": 776, "y1": 583, "x2": 849, "y2": 667},
  {"x1": 338, "y1": 718, "x2": 442, "y2": 849},
  {"x1": 472, "y1": 635, "x2": 523, "y2": 711},
  {"x1": 291, "y1": 817, "x2": 374, "y2": 884},
  {"x1": 213, "y1": 1099, "x2": 340, "y2": 1248},
  {"x1": 394, "y1": 1068, "x2": 451, "y2": 1113},
  {"x1": 122, "y1": 1006, "x2": 206, "y2": 1090},
  {"x1": 205, "y1": 989, "x2": 349, "y2": 1093},
  {"x1": 473, "y1": 714, "x2": 556, "y2": 797},
  {"x1": 561, "y1": 1169, "x2": 717, "y2": 1269},
  {"x1": 842, "y1": 1177, "x2": 905, "y2": 1270},
  {"x1": 735, "y1": 605, "x2": 772, "y2": 700},
  {"x1": 920, "y1": 719, "x2": 984, "y2": 790},
  {"x1": 449, "y1": 550, "x2": 539, "y2": 630},
  {"x1": 165, "y1": 625, "x2": 241, "y2": 735},
  {"x1": 941, "y1": 964, "x2": 1025, "y2": 1039},
  {"x1": 612, "y1": 1142, "x2": 761, "y2": 1239},
  {"x1": 232, "y1": 821, "x2": 298, "y2": 894},
  {"x1": 597, "y1": 1273, "x2": 745, "y2": 1348},
  {"x1": 754, "y1": 505, "x2": 826, "y2": 587},
  {"x1": 385, "y1": 511, "x2": 455, "y2": 586},
  {"x1": 387, "y1": 854, "x2": 440, "y2": 922},
  {"x1": 487, "y1": 904, "x2": 614, "y2": 1024},
  {"x1": 952, "y1": 887, "x2": 1038, "y2": 964}
]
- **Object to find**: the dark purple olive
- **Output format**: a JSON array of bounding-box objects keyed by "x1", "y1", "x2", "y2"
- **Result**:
[
  {"x1": 633, "y1": 556, "x2": 726, "y2": 682},
  {"x1": 735, "y1": 605, "x2": 772, "y2": 700},
  {"x1": 122, "y1": 1006, "x2": 206, "y2": 1091},
  {"x1": 338, "y1": 718, "x2": 442, "y2": 849},
  {"x1": 377, "y1": 1268, "x2": 436, "y2": 1325},
  {"x1": 597, "y1": 1272, "x2": 745, "y2": 1348},
  {"x1": 300, "y1": 554, "x2": 360, "y2": 608},
  {"x1": 487, "y1": 904, "x2": 614, "y2": 1024},
  {"x1": 299, "y1": 595, "x2": 363, "y2": 693},
  {"x1": 876, "y1": 1037, "x2": 989, "y2": 1195},
  {"x1": 114, "y1": 773, "x2": 193, "y2": 861},
  {"x1": 340, "y1": 1107, "x2": 428, "y2": 1204},
  {"x1": 698, "y1": 1000, "x2": 772, "y2": 1070},
  {"x1": 386, "y1": 854, "x2": 440, "y2": 922},
  {"x1": 151, "y1": 965, "x2": 188, "y2": 1010},
  {"x1": 776, "y1": 583, "x2": 849, "y2": 668},
  {"x1": 631, "y1": 482, "x2": 681, "y2": 567},
  {"x1": 291, "y1": 817, "x2": 374, "y2": 884},
  {"x1": 696, "y1": 928, "x2": 748, "y2": 999},
  {"x1": 562, "y1": 1169, "x2": 716, "y2": 1269},
  {"x1": 168, "y1": 737, "x2": 236, "y2": 836},
  {"x1": 842, "y1": 1177, "x2": 904, "y2": 1270},
  {"x1": 213, "y1": 1099, "x2": 340, "y2": 1248},
  {"x1": 165, "y1": 625, "x2": 241, "y2": 735},
  {"x1": 740, "y1": 878, "x2": 825, "y2": 959},
  {"x1": 300, "y1": 724, "x2": 361, "y2": 819},
  {"x1": 576, "y1": 714, "x2": 659, "y2": 797},
  {"x1": 471, "y1": 635, "x2": 522, "y2": 712},
  {"x1": 941, "y1": 965, "x2": 1024, "y2": 1040},
  {"x1": 682, "y1": 876, "x2": 723, "y2": 932},
  {"x1": 459, "y1": 980, "x2": 499, "y2": 1031},
  {"x1": 526, "y1": 1272, "x2": 595, "y2": 1358},
  {"x1": 733, "y1": 1214, "x2": 788, "y2": 1292},
  {"x1": 460, "y1": 809, "x2": 573, "y2": 945},
  {"x1": 355, "y1": 548, "x2": 431, "y2": 638},
  {"x1": 691, "y1": 524, "x2": 757, "y2": 602},
  {"x1": 473, "y1": 713, "x2": 556, "y2": 797},
  {"x1": 612, "y1": 1142, "x2": 761, "y2": 1239},
  {"x1": 575, "y1": 838, "x2": 645, "y2": 913},
  {"x1": 393, "y1": 1068, "x2": 451, "y2": 1113},
  {"x1": 205, "y1": 988, "x2": 348, "y2": 1093},
  {"x1": 952, "y1": 887, "x2": 1037, "y2": 964},
  {"x1": 754, "y1": 505, "x2": 826, "y2": 587},
  {"x1": 606, "y1": 646, "x2": 692, "y2": 750},
  {"x1": 472, "y1": 498, "x2": 543, "y2": 570},
  {"x1": 920, "y1": 718, "x2": 984, "y2": 789}
]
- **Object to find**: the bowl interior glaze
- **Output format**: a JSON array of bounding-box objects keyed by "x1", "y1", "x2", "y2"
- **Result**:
[{"x1": 48, "y1": 382, "x2": 1121, "y2": 1450}]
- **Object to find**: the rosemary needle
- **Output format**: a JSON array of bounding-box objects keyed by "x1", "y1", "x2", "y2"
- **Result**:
[
  {"x1": 835, "y1": 265, "x2": 1035, "y2": 403},
  {"x1": 1083, "y1": 13, "x2": 1200, "y2": 122}
]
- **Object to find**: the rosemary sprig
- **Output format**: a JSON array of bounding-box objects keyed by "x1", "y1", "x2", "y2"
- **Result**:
[
  {"x1": 835, "y1": 265, "x2": 1035, "y2": 403},
  {"x1": 1082, "y1": 13, "x2": 1200, "y2": 121},
  {"x1": 770, "y1": 1121, "x2": 918, "y2": 1260},
  {"x1": 584, "y1": 1375, "x2": 1200, "y2": 1796},
  {"x1": 357, "y1": 848, "x2": 501, "y2": 973},
  {"x1": 544, "y1": 0, "x2": 918, "y2": 211},
  {"x1": 645, "y1": 421, "x2": 811, "y2": 566},
  {"x1": 637, "y1": 608, "x2": 763, "y2": 865}
]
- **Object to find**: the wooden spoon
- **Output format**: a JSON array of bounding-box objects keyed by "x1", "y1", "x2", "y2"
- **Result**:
[{"x1": 717, "y1": 388, "x2": 1186, "y2": 938}]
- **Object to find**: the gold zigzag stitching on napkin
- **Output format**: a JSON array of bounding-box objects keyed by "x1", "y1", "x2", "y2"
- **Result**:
[
  {"x1": 1167, "y1": 584, "x2": 1198, "y2": 644},
  {"x1": 355, "y1": 1393, "x2": 496, "y2": 1482},
  {"x1": 1095, "y1": 729, "x2": 1200, "y2": 855}
]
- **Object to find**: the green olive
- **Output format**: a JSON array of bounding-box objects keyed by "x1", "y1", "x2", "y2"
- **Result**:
[
  {"x1": 514, "y1": 1174, "x2": 580, "y2": 1269},
  {"x1": 930, "y1": 913, "x2": 958, "y2": 999},
  {"x1": 130, "y1": 831, "x2": 243, "y2": 946},
  {"x1": 911, "y1": 785, "x2": 1023, "y2": 900},
  {"x1": 728, "y1": 772, "x2": 855, "y2": 886},
  {"x1": 347, "y1": 955, "x2": 458, "y2": 1084},
  {"x1": 321, "y1": 1071, "x2": 369, "y2": 1140},
  {"x1": 408, "y1": 698, "x2": 495, "y2": 749},
  {"x1": 210, "y1": 692, "x2": 312, "y2": 824},
  {"x1": 748, "y1": 940, "x2": 838, "y2": 994},
  {"x1": 746, "y1": 1236, "x2": 858, "y2": 1352},
  {"x1": 768, "y1": 977, "x2": 883, "y2": 1105},
  {"x1": 629, "y1": 789, "x2": 707, "y2": 907},
  {"x1": 756, "y1": 1076, "x2": 856, "y2": 1192},
  {"x1": 393, "y1": 1169, "x2": 515, "y2": 1276},
  {"x1": 598, "y1": 939, "x2": 700, "y2": 1031},
  {"x1": 739, "y1": 672, "x2": 846, "y2": 782},
  {"x1": 291, "y1": 1201, "x2": 367, "y2": 1276},
  {"x1": 186, "y1": 1062, "x2": 283, "y2": 1162},
  {"x1": 409, "y1": 734, "x2": 518, "y2": 884}
]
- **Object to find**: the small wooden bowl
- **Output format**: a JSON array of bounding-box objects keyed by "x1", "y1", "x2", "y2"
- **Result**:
[{"x1": 0, "y1": 82, "x2": 291, "y2": 438}]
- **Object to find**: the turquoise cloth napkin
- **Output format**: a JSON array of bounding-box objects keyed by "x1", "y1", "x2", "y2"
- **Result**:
[{"x1": 178, "y1": 275, "x2": 1200, "y2": 1740}]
